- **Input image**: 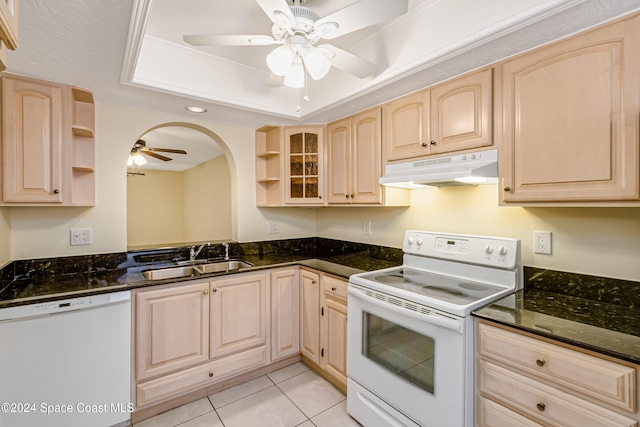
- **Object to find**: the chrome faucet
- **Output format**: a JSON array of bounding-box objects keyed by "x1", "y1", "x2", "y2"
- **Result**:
[
  {"x1": 190, "y1": 242, "x2": 209, "y2": 262},
  {"x1": 222, "y1": 242, "x2": 230, "y2": 261}
]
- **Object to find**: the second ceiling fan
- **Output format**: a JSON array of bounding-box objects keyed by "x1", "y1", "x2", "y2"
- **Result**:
[{"x1": 183, "y1": 0, "x2": 409, "y2": 88}]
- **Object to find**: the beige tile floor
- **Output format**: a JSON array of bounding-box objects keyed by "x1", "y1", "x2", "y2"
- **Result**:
[{"x1": 133, "y1": 362, "x2": 361, "y2": 427}]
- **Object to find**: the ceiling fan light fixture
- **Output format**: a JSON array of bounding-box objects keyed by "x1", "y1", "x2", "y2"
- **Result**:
[
  {"x1": 267, "y1": 45, "x2": 295, "y2": 76},
  {"x1": 302, "y1": 47, "x2": 331, "y2": 80},
  {"x1": 185, "y1": 105, "x2": 207, "y2": 113},
  {"x1": 283, "y1": 57, "x2": 305, "y2": 88},
  {"x1": 133, "y1": 152, "x2": 147, "y2": 166}
]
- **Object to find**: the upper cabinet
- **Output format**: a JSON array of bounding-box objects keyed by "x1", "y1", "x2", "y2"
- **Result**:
[
  {"x1": 1, "y1": 74, "x2": 96, "y2": 206},
  {"x1": 284, "y1": 126, "x2": 324, "y2": 204},
  {"x1": 500, "y1": 14, "x2": 640, "y2": 206},
  {"x1": 255, "y1": 125, "x2": 283, "y2": 207},
  {"x1": 327, "y1": 108, "x2": 382, "y2": 204},
  {"x1": 0, "y1": 0, "x2": 18, "y2": 71},
  {"x1": 326, "y1": 108, "x2": 409, "y2": 206},
  {"x1": 384, "y1": 68, "x2": 494, "y2": 162}
]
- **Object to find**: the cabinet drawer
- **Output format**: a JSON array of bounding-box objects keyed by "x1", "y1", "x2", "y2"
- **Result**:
[
  {"x1": 477, "y1": 396, "x2": 543, "y2": 427},
  {"x1": 478, "y1": 322, "x2": 636, "y2": 412},
  {"x1": 478, "y1": 360, "x2": 638, "y2": 427},
  {"x1": 137, "y1": 345, "x2": 266, "y2": 407},
  {"x1": 322, "y1": 275, "x2": 347, "y2": 301}
]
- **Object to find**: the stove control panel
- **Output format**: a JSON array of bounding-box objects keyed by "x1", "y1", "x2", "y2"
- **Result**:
[{"x1": 403, "y1": 230, "x2": 520, "y2": 269}]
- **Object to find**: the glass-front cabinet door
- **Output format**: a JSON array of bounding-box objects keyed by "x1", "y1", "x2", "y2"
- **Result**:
[{"x1": 284, "y1": 126, "x2": 324, "y2": 204}]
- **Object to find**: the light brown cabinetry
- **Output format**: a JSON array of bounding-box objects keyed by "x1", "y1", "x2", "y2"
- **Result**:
[
  {"x1": 384, "y1": 68, "x2": 493, "y2": 162},
  {"x1": 476, "y1": 320, "x2": 639, "y2": 427},
  {"x1": 134, "y1": 281, "x2": 210, "y2": 382},
  {"x1": 255, "y1": 125, "x2": 283, "y2": 207},
  {"x1": 319, "y1": 274, "x2": 348, "y2": 387},
  {"x1": 299, "y1": 268, "x2": 321, "y2": 364},
  {"x1": 326, "y1": 108, "x2": 382, "y2": 204},
  {"x1": 270, "y1": 268, "x2": 300, "y2": 362},
  {"x1": 500, "y1": 14, "x2": 640, "y2": 205},
  {"x1": 1, "y1": 74, "x2": 95, "y2": 206},
  {"x1": 134, "y1": 272, "x2": 269, "y2": 409},
  {"x1": 299, "y1": 268, "x2": 348, "y2": 391},
  {"x1": 209, "y1": 272, "x2": 267, "y2": 359},
  {"x1": 284, "y1": 125, "x2": 324, "y2": 204},
  {"x1": 0, "y1": 0, "x2": 18, "y2": 71}
]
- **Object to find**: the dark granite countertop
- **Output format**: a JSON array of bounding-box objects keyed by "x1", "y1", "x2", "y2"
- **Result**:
[
  {"x1": 0, "y1": 238, "x2": 402, "y2": 309},
  {"x1": 473, "y1": 267, "x2": 640, "y2": 364}
]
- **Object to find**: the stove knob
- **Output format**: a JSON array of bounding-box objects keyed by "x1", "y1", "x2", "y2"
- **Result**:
[
  {"x1": 416, "y1": 237, "x2": 423, "y2": 246},
  {"x1": 498, "y1": 246, "x2": 508, "y2": 256},
  {"x1": 408, "y1": 236, "x2": 415, "y2": 244},
  {"x1": 484, "y1": 244, "x2": 493, "y2": 254}
]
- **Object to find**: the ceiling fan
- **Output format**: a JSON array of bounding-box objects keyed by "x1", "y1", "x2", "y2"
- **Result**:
[
  {"x1": 182, "y1": 0, "x2": 409, "y2": 88},
  {"x1": 128, "y1": 139, "x2": 187, "y2": 166}
]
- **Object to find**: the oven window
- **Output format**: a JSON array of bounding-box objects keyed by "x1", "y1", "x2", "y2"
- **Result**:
[{"x1": 363, "y1": 312, "x2": 435, "y2": 394}]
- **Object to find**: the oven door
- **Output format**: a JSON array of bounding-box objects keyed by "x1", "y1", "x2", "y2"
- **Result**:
[{"x1": 347, "y1": 283, "x2": 470, "y2": 427}]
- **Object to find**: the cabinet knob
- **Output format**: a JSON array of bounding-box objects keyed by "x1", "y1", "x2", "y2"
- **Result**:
[
  {"x1": 536, "y1": 358, "x2": 545, "y2": 367},
  {"x1": 421, "y1": 142, "x2": 428, "y2": 147},
  {"x1": 345, "y1": 195, "x2": 349, "y2": 199},
  {"x1": 212, "y1": 288, "x2": 217, "y2": 293},
  {"x1": 430, "y1": 140, "x2": 437, "y2": 145},
  {"x1": 209, "y1": 372, "x2": 214, "y2": 378},
  {"x1": 504, "y1": 186, "x2": 512, "y2": 192},
  {"x1": 203, "y1": 289, "x2": 209, "y2": 295},
  {"x1": 331, "y1": 287, "x2": 337, "y2": 291},
  {"x1": 536, "y1": 402, "x2": 546, "y2": 412},
  {"x1": 312, "y1": 280, "x2": 316, "y2": 285},
  {"x1": 53, "y1": 189, "x2": 60, "y2": 194}
]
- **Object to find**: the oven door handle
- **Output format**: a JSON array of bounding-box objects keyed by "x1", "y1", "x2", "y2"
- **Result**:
[{"x1": 349, "y1": 287, "x2": 464, "y2": 333}]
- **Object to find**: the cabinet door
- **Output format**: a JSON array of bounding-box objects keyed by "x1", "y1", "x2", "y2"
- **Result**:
[
  {"x1": 351, "y1": 107, "x2": 382, "y2": 204},
  {"x1": 210, "y1": 272, "x2": 267, "y2": 359},
  {"x1": 284, "y1": 126, "x2": 324, "y2": 204},
  {"x1": 326, "y1": 118, "x2": 352, "y2": 203},
  {"x1": 320, "y1": 297, "x2": 347, "y2": 387},
  {"x1": 271, "y1": 268, "x2": 300, "y2": 362},
  {"x1": 2, "y1": 76, "x2": 64, "y2": 203},
  {"x1": 135, "y1": 281, "x2": 210, "y2": 381},
  {"x1": 430, "y1": 68, "x2": 493, "y2": 154},
  {"x1": 501, "y1": 15, "x2": 640, "y2": 203},
  {"x1": 299, "y1": 269, "x2": 320, "y2": 364},
  {"x1": 384, "y1": 89, "x2": 430, "y2": 161}
]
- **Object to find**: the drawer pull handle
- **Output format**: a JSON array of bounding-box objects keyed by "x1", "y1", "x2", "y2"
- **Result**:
[
  {"x1": 536, "y1": 402, "x2": 546, "y2": 412},
  {"x1": 209, "y1": 372, "x2": 214, "y2": 378},
  {"x1": 536, "y1": 358, "x2": 545, "y2": 367}
]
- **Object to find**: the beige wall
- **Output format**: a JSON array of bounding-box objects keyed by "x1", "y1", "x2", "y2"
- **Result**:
[
  {"x1": 183, "y1": 155, "x2": 232, "y2": 242},
  {"x1": 127, "y1": 170, "x2": 185, "y2": 247},
  {"x1": 316, "y1": 185, "x2": 640, "y2": 282},
  {"x1": 0, "y1": 207, "x2": 9, "y2": 266}
]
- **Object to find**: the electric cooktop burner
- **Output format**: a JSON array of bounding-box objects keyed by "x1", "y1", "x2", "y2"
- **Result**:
[{"x1": 361, "y1": 267, "x2": 506, "y2": 305}]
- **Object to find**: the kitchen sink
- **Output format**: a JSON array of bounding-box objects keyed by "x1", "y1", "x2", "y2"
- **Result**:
[{"x1": 142, "y1": 260, "x2": 253, "y2": 280}]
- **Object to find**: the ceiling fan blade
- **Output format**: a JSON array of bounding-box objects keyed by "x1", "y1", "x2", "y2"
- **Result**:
[
  {"x1": 183, "y1": 34, "x2": 279, "y2": 46},
  {"x1": 255, "y1": 0, "x2": 296, "y2": 29},
  {"x1": 148, "y1": 148, "x2": 188, "y2": 155},
  {"x1": 141, "y1": 149, "x2": 172, "y2": 161},
  {"x1": 318, "y1": 44, "x2": 376, "y2": 79},
  {"x1": 315, "y1": 0, "x2": 408, "y2": 40}
]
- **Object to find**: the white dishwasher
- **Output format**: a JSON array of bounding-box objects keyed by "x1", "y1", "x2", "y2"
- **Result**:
[{"x1": 0, "y1": 290, "x2": 131, "y2": 427}]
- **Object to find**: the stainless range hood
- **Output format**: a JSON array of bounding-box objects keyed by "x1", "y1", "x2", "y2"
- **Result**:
[{"x1": 379, "y1": 149, "x2": 498, "y2": 188}]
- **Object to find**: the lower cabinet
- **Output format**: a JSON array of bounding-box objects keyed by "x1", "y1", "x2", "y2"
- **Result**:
[
  {"x1": 300, "y1": 268, "x2": 348, "y2": 391},
  {"x1": 475, "y1": 320, "x2": 639, "y2": 427},
  {"x1": 133, "y1": 266, "x2": 348, "y2": 414},
  {"x1": 133, "y1": 272, "x2": 269, "y2": 409}
]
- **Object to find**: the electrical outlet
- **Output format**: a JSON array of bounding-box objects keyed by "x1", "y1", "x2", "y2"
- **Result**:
[
  {"x1": 534, "y1": 231, "x2": 552, "y2": 254},
  {"x1": 363, "y1": 221, "x2": 371, "y2": 236},
  {"x1": 267, "y1": 221, "x2": 279, "y2": 234},
  {"x1": 70, "y1": 228, "x2": 92, "y2": 246}
]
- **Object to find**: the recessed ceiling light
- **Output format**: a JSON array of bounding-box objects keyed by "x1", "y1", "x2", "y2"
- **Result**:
[{"x1": 185, "y1": 106, "x2": 207, "y2": 113}]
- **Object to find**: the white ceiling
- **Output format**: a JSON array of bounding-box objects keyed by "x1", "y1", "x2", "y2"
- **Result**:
[{"x1": 5, "y1": 0, "x2": 640, "y2": 170}]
